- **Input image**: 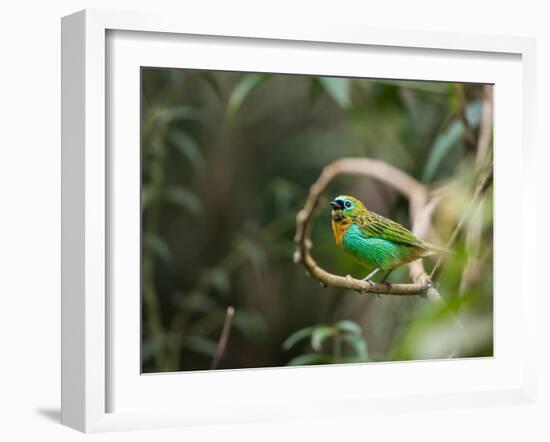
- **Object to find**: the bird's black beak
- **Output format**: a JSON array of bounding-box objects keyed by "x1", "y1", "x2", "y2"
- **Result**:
[{"x1": 330, "y1": 200, "x2": 344, "y2": 210}]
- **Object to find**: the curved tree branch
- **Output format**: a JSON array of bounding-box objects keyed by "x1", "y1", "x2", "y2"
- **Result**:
[{"x1": 294, "y1": 158, "x2": 441, "y2": 298}]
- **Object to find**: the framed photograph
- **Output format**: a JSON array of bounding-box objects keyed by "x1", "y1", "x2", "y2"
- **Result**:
[{"x1": 61, "y1": 9, "x2": 537, "y2": 432}]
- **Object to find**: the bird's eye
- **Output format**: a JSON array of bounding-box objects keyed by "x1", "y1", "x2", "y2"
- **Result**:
[{"x1": 345, "y1": 201, "x2": 352, "y2": 208}]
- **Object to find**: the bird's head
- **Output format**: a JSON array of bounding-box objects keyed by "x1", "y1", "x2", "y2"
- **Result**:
[{"x1": 329, "y1": 195, "x2": 366, "y2": 221}]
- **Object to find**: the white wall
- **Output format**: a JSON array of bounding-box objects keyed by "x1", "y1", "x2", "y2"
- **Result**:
[{"x1": 0, "y1": 1, "x2": 547, "y2": 440}]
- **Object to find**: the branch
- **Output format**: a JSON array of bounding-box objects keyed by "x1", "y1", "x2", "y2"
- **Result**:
[
  {"x1": 294, "y1": 158, "x2": 437, "y2": 297},
  {"x1": 429, "y1": 162, "x2": 493, "y2": 280},
  {"x1": 210, "y1": 306, "x2": 235, "y2": 370},
  {"x1": 460, "y1": 85, "x2": 494, "y2": 295},
  {"x1": 409, "y1": 195, "x2": 446, "y2": 302},
  {"x1": 454, "y1": 84, "x2": 477, "y2": 149},
  {"x1": 298, "y1": 252, "x2": 432, "y2": 295},
  {"x1": 475, "y1": 86, "x2": 494, "y2": 169}
]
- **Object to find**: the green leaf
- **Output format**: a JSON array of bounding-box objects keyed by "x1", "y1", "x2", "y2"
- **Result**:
[
  {"x1": 282, "y1": 326, "x2": 313, "y2": 350},
  {"x1": 143, "y1": 233, "x2": 172, "y2": 262},
  {"x1": 287, "y1": 353, "x2": 333, "y2": 366},
  {"x1": 236, "y1": 237, "x2": 267, "y2": 275},
  {"x1": 168, "y1": 129, "x2": 204, "y2": 170},
  {"x1": 311, "y1": 325, "x2": 334, "y2": 351},
  {"x1": 200, "y1": 72, "x2": 224, "y2": 102},
  {"x1": 147, "y1": 135, "x2": 164, "y2": 154},
  {"x1": 341, "y1": 334, "x2": 369, "y2": 361},
  {"x1": 374, "y1": 79, "x2": 449, "y2": 94},
  {"x1": 335, "y1": 320, "x2": 362, "y2": 336},
  {"x1": 141, "y1": 338, "x2": 156, "y2": 364},
  {"x1": 179, "y1": 292, "x2": 219, "y2": 313},
  {"x1": 306, "y1": 77, "x2": 323, "y2": 106},
  {"x1": 233, "y1": 310, "x2": 269, "y2": 343},
  {"x1": 423, "y1": 100, "x2": 482, "y2": 182},
  {"x1": 141, "y1": 185, "x2": 158, "y2": 210},
  {"x1": 319, "y1": 77, "x2": 351, "y2": 109},
  {"x1": 169, "y1": 70, "x2": 185, "y2": 89},
  {"x1": 155, "y1": 105, "x2": 203, "y2": 124},
  {"x1": 206, "y1": 269, "x2": 231, "y2": 296},
  {"x1": 270, "y1": 177, "x2": 301, "y2": 215},
  {"x1": 422, "y1": 120, "x2": 463, "y2": 182},
  {"x1": 165, "y1": 187, "x2": 202, "y2": 215},
  {"x1": 227, "y1": 74, "x2": 267, "y2": 116},
  {"x1": 183, "y1": 335, "x2": 217, "y2": 357},
  {"x1": 465, "y1": 100, "x2": 482, "y2": 127}
]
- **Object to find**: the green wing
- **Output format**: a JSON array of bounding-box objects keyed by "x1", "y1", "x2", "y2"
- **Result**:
[{"x1": 355, "y1": 212, "x2": 425, "y2": 248}]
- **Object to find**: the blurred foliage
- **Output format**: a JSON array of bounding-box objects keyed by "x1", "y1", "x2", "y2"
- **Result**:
[
  {"x1": 283, "y1": 320, "x2": 369, "y2": 365},
  {"x1": 141, "y1": 68, "x2": 492, "y2": 373}
]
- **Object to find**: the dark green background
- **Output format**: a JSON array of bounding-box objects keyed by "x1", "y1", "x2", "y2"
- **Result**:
[{"x1": 141, "y1": 68, "x2": 493, "y2": 373}]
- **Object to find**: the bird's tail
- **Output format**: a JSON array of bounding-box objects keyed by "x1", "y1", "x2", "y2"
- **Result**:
[{"x1": 419, "y1": 240, "x2": 452, "y2": 255}]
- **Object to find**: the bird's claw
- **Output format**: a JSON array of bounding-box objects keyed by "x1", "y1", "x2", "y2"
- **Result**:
[{"x1": 362, "y1": 278, "x2": 376, "y2": 287}]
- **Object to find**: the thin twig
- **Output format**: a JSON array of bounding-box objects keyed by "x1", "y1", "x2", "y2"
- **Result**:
[
  {"x1": 409, "y1": 195, "x2": 446, "y2": 302},
  {"x1": 459, "y1": 85, "x2": 494, "y2": 295},
  {"x1": 429, "y1": 163, "x2": 493, "y2": 280},
  {"x1": 454, "y1": 84, "x2": 477, "y2": 149},
  {"x1": 210, "y1": 306, "x2": 235, "y2": 370},
  {"x1": 475, "y1": 86, "x2": 494, "y2": 169},
  {"x1": 459, "y1": 196, "x2": 485, "y2": 294}
]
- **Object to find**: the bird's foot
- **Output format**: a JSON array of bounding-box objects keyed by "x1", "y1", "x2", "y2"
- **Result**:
[
  {"x1": 362, "y1": 268, "x2": 380, "y2": 285},
  {"x1": 361, "y1": 277, "x2": 376, "y2": 287}
]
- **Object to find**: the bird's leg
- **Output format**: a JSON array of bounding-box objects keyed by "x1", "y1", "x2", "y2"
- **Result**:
[
  {"x1": 362, "y1": 268, "x2": 380, "y2": 287},
  {"x1": 381, "y1": 269, "x2": 393, "y2": 283},
  {"x1": 380, "y1": 269, "x2": 393, "y2": 294}
]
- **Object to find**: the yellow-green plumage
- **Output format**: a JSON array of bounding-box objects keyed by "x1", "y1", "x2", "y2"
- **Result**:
[{"x1": 330, "y1": 195, "x2": 447, "y2": 282}]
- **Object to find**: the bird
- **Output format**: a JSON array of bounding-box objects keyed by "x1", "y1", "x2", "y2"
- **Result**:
[{"x1": 329, "y1": 195, "x2": 448, "y2": 285}]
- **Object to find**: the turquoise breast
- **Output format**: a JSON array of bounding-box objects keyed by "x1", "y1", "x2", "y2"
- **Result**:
[{"x1": 342, "y1": 223, "x2": 410, "y2": 270}]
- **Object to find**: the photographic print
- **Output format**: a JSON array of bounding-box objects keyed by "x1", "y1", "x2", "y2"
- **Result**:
[{"x1": 141, "y1": 68, "x2": 493, "y2": 373}]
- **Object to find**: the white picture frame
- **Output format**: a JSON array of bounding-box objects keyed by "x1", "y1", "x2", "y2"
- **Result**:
[{"x1": 61, "y1": 9, "x2": 537, "y2": 433}]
